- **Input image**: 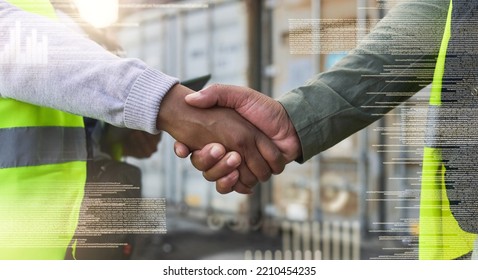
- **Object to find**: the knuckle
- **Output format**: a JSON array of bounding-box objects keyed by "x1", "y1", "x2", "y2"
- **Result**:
[
  {"x1": 257, "y1": 167, "x2": 272, "y2": 182},
  {"x1": 234, "y1": 138, "x2": 247, "y2": 151},
  {"x1": 202, "y1": 171, "x2": 215, "y2": 182},
  {"x1": 273, "y1": 163, "x2": 285, "y2": 175},
  {"x1": 208, "y1": 83, "x2": 223, "y2": 92},
  {"x1": 216, "y1": 183, "x2": 232, "y2": 195},
  {"x1": 191, "y1": 150, "x2": 215, "y2": 171},
  {"x1": 266, "y1": 147, "x2": 285, "y2": 175},
  {"x1": 191, "y1": 156, "x2": 206, "y2": 171},
  {"x1": 233, "y1": 137, "x2": 248, "y2": 153},
  {"x1": 272, "y1": 149, "x2": 283, "y2": 164},
  {"x1": 271, "y1": 156, "x2": 286, "y2": 174}
]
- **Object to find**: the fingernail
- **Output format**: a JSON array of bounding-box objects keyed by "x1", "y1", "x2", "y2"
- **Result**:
[
  {"x1": 174, "y1": 147, "x2": 179, "y2": 156},
  {"x1": 186, "y1": 91, "x2": 201, "y2": 100},
  {"x1": 210, "y1": 145, "x2": 223, "y2": 158},
  {"x1": 226, "y1": 153, "x2": 241, "y2": 167}
]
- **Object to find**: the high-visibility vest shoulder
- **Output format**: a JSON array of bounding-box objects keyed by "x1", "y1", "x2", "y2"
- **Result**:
[
  {"x1": 0, "y1": 0, "x2": 87, "y2": 260},
  {"x1": 419, "y1": 0, "x2": 477, "y2": 260}
]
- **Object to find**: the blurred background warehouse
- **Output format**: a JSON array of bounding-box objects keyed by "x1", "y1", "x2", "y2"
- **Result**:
[{"x1": 68, "y1": 0, "x2": 429, "y2": 260}]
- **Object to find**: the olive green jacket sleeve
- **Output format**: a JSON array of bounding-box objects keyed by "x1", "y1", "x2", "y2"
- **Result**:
[{"x1": 278, "y1": 0, "x2": 449, "y2": 162}]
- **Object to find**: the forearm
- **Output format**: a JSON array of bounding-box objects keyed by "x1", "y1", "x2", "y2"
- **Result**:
[
  {"x1": 0, "y1": 1, "x2": 178, "y2": 134},
  {"x1": 278, "y1": 0, "x2": 449, "y2": 162}
]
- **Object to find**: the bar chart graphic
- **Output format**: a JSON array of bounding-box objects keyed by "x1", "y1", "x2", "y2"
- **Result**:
[{"x1": 0, "y1": 21, "x2": 48, "y2": 65}]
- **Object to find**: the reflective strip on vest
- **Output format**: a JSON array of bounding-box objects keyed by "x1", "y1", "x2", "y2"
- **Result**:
[
  {"x1": 0, "y1": 127, "x2": 86, "y2": 168},
  {"x1": 0, "y1": 0, "x2": 87, "y2": 260},
  {"x1": 419, "y1": 0, "x2": 477, "y2": 260}
]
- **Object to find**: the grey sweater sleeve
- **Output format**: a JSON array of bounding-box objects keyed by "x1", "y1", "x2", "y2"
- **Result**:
[
  {"x1": 0, "y1": 1, "x2": 179, "y2": 134},
  {"x1": 278, "y1": 0, "x2": 449, "y2": 162}
]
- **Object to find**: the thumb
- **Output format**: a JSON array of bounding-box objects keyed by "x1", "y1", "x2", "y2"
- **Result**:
[
  {"x1": 185, "y1": 84, "x2": 249, "y2": 109},
  {"x1": 185, "y1": 89, "x2": 220, "y2": 109},
  {"x1": 174, "y1": 141, "x2": 191, "y2": 158}
]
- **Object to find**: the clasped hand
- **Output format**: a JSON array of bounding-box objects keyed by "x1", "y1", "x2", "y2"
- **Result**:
[{"x1": 162, "y1": 84, "x2": 301, "y2": 194}]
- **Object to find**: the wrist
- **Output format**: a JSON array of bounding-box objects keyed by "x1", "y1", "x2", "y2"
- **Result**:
[
  {"x1": 125, "y1": 68, "x2": 179, "y2": 134},
  {"x1": 156, "y1": 84, "x2": 194, "y2": 132}
]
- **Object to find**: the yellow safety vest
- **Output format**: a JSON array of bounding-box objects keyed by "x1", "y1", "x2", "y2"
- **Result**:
[
  {"x1": 419, "y1": 0, "x2": 477, "y2": 260},
  {"x1": 0, "y1": 0, "x2": 87, "y2": 259}
]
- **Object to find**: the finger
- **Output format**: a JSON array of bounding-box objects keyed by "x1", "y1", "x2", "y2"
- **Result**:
[
  {"x1": 232, "y1": 182, "x2": 254, "y2": 195},
  {"x1": 190, "y1": 143, "x2": 227, "y2": 171},
  {"x1": 123, "y1": 145, "x2": 142, "y2": 158},
  {"x1": 202, "y1": 152, "x2": 241, "y2": 181},
  {"x1": 136, "y1": 133, "x2": 156, "y2": 158},
  {"x1": 185, "y1": 84, "x2": 249, "y2": 109},
  {"x1": 174, "y1": 141, "x2": 192, "y2": 158},
  {"x1": 143, "y1": 137, "x2": 159, "y2": 156},
  {"x1": 216, "y1": 177, "x2": 253, "y2": 195},
  {"x1": 237, "y1": 162, "x2": 260, "y2": 187},
  {"x1": 241, "y1": 139, "x2": 272, "y2": 182},
  {"x1": 185, "y1": 90, "x2": 218, "y2": 108},
  {"x1": 214, "y1": 170, "x2": 240, "y2": 194},
  {"x1": 147, "y1": 133, "x2": 161, "y2": 150},
  {"x1": 126, "y1": 134, "x2": 149, "y2": 158},
  {"x1": 141, "y1": 144, "x2": 157, "y2": 158},
  {"x1": 255, "y1": 134, "x2": 286, "y2": 175}
]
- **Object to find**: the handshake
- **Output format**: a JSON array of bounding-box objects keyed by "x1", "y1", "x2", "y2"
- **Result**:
[{"x1": 157, "y1": 83, "x2": 301, "y2": 195}]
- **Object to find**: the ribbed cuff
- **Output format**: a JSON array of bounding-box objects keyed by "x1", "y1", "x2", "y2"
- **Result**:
[{"x1": 124, "y1": 68, "x2": 179, "y2": 134}]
